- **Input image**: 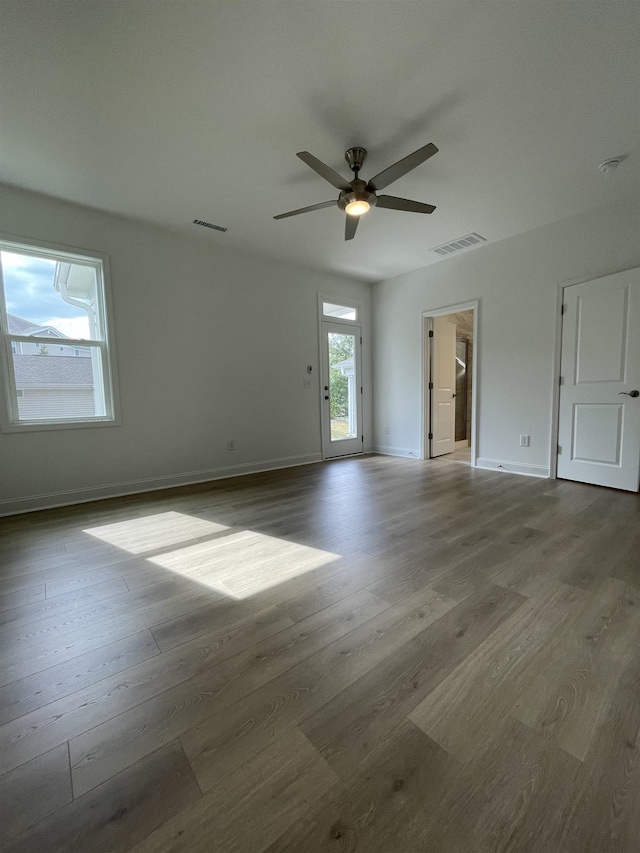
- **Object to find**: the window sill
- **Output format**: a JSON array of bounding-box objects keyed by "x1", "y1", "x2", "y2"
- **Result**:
[{"x1": 0, "y1": 416, "x2": 121, "y2": 434}]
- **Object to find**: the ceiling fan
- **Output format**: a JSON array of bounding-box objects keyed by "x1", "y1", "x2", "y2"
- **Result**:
[{"x1": 274, "y1": 143, "x2": 438, "y2": 240}]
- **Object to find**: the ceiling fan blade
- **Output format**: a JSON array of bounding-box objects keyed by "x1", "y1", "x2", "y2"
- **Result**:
[
  {"x1": 273, "y1": 200, "x2": 336, "y2": 220},
  {"x1": 345, "y1": 214, "x2": 359, "y2": 241},
  {"x1": 368, "y1": 143, "x2": 438, "y2": 191},
  {"x1": 376, "y1": 195, "x2": 436, "y2": 214},
  {"x1": 297, "y1": 151, "x2": 351, "y2": 191}
]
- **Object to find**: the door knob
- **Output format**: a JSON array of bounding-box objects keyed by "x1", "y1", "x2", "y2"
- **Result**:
[
  {"x1": 324, "y1": 395, "x2": 329, "y2": 400},
  {"x1": 619, "y1": 390, "x2": 639, "y2": 397}
]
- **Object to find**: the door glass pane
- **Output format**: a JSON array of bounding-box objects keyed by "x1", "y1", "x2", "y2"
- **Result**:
[{"x1": 328, "y1": 331, "x2": 357, "y2": 441}]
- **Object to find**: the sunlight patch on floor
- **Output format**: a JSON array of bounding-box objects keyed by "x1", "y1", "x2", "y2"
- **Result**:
[
  {"x1": 83, "y1": 511, "x2": 339, "y2": 599},
  {"x1": 149, "y1": 531, "x2": 338, "y2": 598},
  {"x1": 83, "y1": 511, "x2": 229, "y2": 554}
]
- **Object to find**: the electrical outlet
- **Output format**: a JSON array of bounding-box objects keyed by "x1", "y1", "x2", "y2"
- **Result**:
[
  {"x1": 303, "y1": 378, "x2": 311, "y2": 388},
  {"x1": 520, "y1": 434, "x2": 530, "y2": 447},
  {"x1": 227, "y1": 440, "x2": 235, "y2": 451},
  {"x1": 383, "y1": 425, "x2": 389, "y2": 434}
]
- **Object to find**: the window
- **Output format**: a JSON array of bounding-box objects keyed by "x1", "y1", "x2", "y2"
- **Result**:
[
  {"x1": 0, "y1": 237, "x2": 119, "y2": 431},
  {"x1": 322, "y1": 301, "x2": 357, "y2": 322}
]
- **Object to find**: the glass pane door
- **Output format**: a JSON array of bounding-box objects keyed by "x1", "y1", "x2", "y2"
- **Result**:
[{"x1": 321, "y1": 322, "x2": 363, "y2": 458}]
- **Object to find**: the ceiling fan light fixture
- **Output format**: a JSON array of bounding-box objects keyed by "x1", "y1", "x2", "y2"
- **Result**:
[
  {"x1": 345, "y1": 199, "x2": 370, "y2": 216},
  {"x1": 339, "y1": 187, "x2": 377, "y2": 216},
  {"x1": 275, "y1": 142, "x2": 438, "y2": 240}
]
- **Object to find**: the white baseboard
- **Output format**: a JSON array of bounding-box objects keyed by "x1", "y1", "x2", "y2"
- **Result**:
[
  {"x1": 372, "y1": 444, "x2": 422, "y2": 459},
  {"x1": 476, "y1": 457, "x2": 550, "y2": 479},
  {"x1": 0, "y1": 453, "x2": 323, "y2": 517}
]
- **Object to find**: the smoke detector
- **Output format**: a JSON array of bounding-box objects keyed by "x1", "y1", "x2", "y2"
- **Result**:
[{"x1": 599, "y1": 156, "x2": 626, "y2": 174}]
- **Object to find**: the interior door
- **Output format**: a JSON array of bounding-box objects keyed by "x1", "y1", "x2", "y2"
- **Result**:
[
  {"x1": 321, "y1": 322, "x2": 363, "y2": 458},
  {"x1": 557, "y1": 268, "x2": 640, "y2": 491},
  {"x1": 430, "y1": 316, "x2": 456, "y2": 457}
]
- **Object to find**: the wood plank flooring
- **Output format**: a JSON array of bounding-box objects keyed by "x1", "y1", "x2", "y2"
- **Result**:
[{"x1": 1, "y1": 455, "x2": 639, "y2": 852}]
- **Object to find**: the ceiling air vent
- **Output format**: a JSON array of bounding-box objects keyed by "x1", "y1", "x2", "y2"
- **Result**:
[
  {"x1": 430, "y1": 232, "x2": 486, "y2": 256},
  {"x1": 193, "y1": 219, "x2": 227, "y2": 233}
]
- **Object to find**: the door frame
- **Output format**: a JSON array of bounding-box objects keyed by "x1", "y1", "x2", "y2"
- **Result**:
[
  {"x1": 421, "y1": 300, "x2": 479, "y2": 464},
  {"x1": 318, "y1": 294, "x2": 364, "y2": 460},
  {"x1": 549, "y1": 281, "x2": 566, "y2": 480},
  {"x1": 550, "y1": 267, "x2": 640, "y2": 482}
]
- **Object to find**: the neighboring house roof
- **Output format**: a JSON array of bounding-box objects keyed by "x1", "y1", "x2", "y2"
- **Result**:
[
  {"x1": 13, "y1": 355, "x2": 93, "y2": 387},
  {"x1": 332, "y1": 357, "x2": 354, "y2": 374},
  {"x1": 8, "y1": 314, "x2": 65, "y2": 338}
]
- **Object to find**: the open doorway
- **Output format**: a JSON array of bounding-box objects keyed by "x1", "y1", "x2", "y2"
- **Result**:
[{"x1": 422, "y1": 302, "x2": 477, "y2": 465}]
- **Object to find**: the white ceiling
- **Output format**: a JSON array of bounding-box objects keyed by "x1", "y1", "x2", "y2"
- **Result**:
[{"x1": 1, "y1": 1, "x2": 638, "y2": 283}]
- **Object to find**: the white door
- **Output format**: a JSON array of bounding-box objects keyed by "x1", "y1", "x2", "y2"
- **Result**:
[
  {"x1": 557, "y1": 268, "x2": 640, "y2": 491},
  {"x1": 321, "y1": 322, "x2": 363, "y2": 458},
  {"x1": 430, "y1": 316, "x2": 457, "y2": 457}
]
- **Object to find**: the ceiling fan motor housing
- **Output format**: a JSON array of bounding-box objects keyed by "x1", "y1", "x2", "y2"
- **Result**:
[{"x1": 337, "y1": 178, "x2": 378, "y2": 212}]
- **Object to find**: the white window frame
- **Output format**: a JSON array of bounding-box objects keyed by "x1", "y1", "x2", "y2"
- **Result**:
[
  {"x1": 0, "y1": 233, "x2": 121, "y2": 432},
  {"x1": 319, "y1": 294, "x2": 360, "y2": 325}
]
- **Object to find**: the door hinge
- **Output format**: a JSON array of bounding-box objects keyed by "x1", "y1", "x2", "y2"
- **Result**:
[
  {"x1": 361, "y1": 435, "x2": 364, "y2": 442},
  {"x1": 360, "y1": 386, "x2": 363, "y2": 394},
  {"x1": 559, "y1": 375, "x2": 564, "y2": 386},
  {"x1": 428, "y1": 330, "x2": 434, "y2": 338},
  {"x1": 561, "y1": 304, "x2": 566, "y2": 315},
  {"x1": 360, "y1": 336, "x2": 362, "y2": 345},
  {"x1": 428, "y1": 381, "x2": 433, "y2": 390},
  {"x1": 428, "y1": 432, "x2": 433, "y2": 440},
  {"x1": 557, "y1": 444, "x2": 562, "y2": 455}
]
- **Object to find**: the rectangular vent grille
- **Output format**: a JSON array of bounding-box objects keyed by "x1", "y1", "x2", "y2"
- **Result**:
[
  {"x1": 193, "y1": 219, "x2": 227, "y2": 232},
  {"x1": 431, "y1": 232, "x2": 486, "y2": 256}
]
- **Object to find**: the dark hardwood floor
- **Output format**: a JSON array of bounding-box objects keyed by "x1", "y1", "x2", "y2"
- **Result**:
[{"x1": 0, "y1": 455, "x2": 639, "y2": 852}]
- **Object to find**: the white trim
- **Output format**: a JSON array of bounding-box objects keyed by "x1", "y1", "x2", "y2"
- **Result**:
[
  {"x1": 317, "y1": 292, "x2": 361, "y2": 325},
  {"x1": 0, "y1": 232, "x2": 121, "y2": 432},
  {"x1": 372, "y1": 444, "x2": 421, "y2": 459},
  {"x1": 1, "y1": 416, "x2": 118, "y2": 434},
  {"x1": 0, "y1": 232, "x2": 107, "y2": 265},
  {"x1": 421, "y1": 299, "x2": 479, "y2": 465},
  {"x1": 9, "y1": 334, "x2": 98, "y2": 347},
  {"x1": 0, "y1": 452, "x2": 323, "y2": 517},
  {"x1": 421, "y1": 314, "x2": 431, "y2": 460},
  {"x1": 549, "y1": 282, "x2": 565, "y2": 479},
  {"x1": 476, "y1": 457, "x2": 550, "y2": 478}
]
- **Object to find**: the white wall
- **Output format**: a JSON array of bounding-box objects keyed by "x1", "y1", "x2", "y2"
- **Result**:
[
  {"x1": 372, "y1": 195, "x2": 640, "y2": 475},
  {"x1": 0, "y1": 185, "x2": 372, "y2": 514}
]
